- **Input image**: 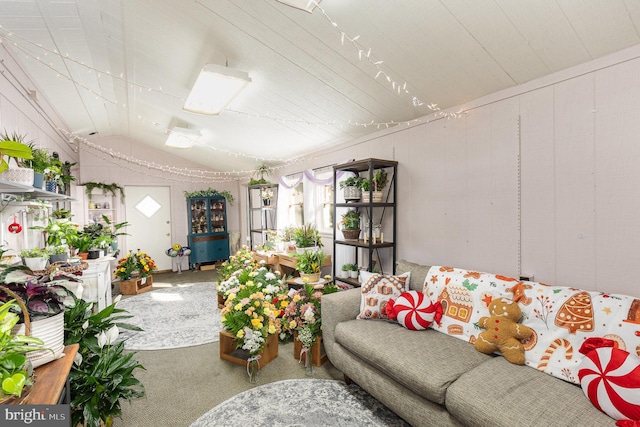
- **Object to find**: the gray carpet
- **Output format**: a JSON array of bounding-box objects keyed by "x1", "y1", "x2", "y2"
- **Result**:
[
  {"x1": 116, "y1": 282, "x2": 222, "y2": 350},
  {"x1": 190, "y1": 378, "x2": 410, "y2": 427}
]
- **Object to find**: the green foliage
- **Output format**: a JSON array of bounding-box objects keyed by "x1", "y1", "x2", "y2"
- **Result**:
[
  {"x1": 340, "y1": 209, "x2": 361, "y2": 230},
  {"x1": 294, "y1": 249, "x2": 326, "y2": 274},
  {"x1": 29, "y1": 217, "x2": 79, "y2": 247},
  {"x1": 19, "y1": 248, "x2": 48, "y2": 259},
  {"x1": 64, "y1": 296, "x2": 144, "y2": 427},
  {"x1": 27, "y1": 147, "x2": 51, "y2": 174},
  {"x1": 183, "y1": 188, "x2": 234, "y2": 205},
  {"x1": 0, "y1": 298, "x2": 45, "y2": 398},
  {"x1": 339, "y1": 176, "x2": 363, "y2": 189},
  {"x1": 0, "y1": 131, "x2": 34, "y2": 171},
  {"x1": 51, "y1": 208, "x2": 72, "y2": 219},
  {"x1": 82, "y1": 182, "x2": 125, "y2": 203},
  {"x1": 294, "y1": 224, "x2": 322, "y2": 248}
]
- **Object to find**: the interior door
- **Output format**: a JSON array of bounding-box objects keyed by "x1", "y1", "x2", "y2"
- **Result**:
[{"x1": 124, "y1": 186, "x2": 172, "y2": 271}]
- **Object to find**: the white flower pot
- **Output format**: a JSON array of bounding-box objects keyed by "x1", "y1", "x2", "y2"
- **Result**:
[
  {"x1": 349, "y1": 270, "x2": 359, "y2": 279},
  {"x1": 23, "y1": 257, "x2": 48, "y2": 271},
  {"x1": 13, "y1": 312, "x2": 65, "y2": 368},
  {"x1": 341, "y1": 270, "x2": 350, "y2": 278}
]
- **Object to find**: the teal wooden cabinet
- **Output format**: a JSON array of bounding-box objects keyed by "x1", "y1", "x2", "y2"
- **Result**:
[{"x1": 187, "y1": 196, "x2": 230, "y2": 269}]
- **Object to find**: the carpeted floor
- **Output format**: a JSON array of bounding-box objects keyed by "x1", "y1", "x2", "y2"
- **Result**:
[
  {"x1": 190, "y1": 379, "x2": 410, "y2": 427},
  {"x1": 116, "y1": 281, "x2": 222, "y2": 350},
  {"x1": 111, "y1": 270, "x2": 406, "y2": 427}
]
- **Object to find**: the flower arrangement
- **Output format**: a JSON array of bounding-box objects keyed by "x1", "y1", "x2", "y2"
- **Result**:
[
  {"x1": 114, "y1": 249, "x2": 157, "y2": 281},
  {"x1": 220, "y1": 265, "x2": 288, "y2": 355},
  {"x1": 281, "y1": 280, "x2": 338, "y2": 344},
  {"x1": 217, "y1": 246, "x2": 258, "y2": 283},
  {"x1": 261, "y1": 187, "x2": 274, "y2": 200}
]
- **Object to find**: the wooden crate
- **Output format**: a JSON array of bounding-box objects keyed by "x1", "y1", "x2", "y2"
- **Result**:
[
  {"x1": 219, "y1": 330, "x2": 278, "y2": 368},
  {"x1": 120, "y1": 275, "x2": 153, "y2": 295},
  {"x1": 293, "y1": 333, "x2": 327, "y2": 367},
  {"x1": 217, "y1": 293, "x2": 225, "y2": 309}
]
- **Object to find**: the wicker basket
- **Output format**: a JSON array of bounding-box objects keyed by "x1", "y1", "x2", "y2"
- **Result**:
[{"x1": 341, "y1": 229, "x2": 361, "y2": 240}]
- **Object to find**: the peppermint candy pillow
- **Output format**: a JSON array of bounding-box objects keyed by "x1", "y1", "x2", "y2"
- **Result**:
[
  {"x1": 386, "y1": 290, "x2": 443, "y2": 330},
  {"x1": 578, "y1": 346, "x2": 640, "y2": 421}
]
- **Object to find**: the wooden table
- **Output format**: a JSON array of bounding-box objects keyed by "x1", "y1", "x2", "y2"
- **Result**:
[
  {"x1": 253, "y1": 252, "x2": 331, "y2": 277},
  {"x1": 14, "y1": 344, "x2": 79, "y2": 405}
]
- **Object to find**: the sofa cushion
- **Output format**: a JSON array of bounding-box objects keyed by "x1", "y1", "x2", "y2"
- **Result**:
[
  {"x1": 335, "y1": 319, "x2": 491, "y2": 405},
  {"x1": 357, "y1": 271, "x2": 409, "y2": 320},
  {"x1": 424, "y1": 265, "x2": 640, "y2": 385},
  {"x1": 446, "y1": 356, "x2": 614, "y2": 427},
  {"x1": 396, "y1": 259, "x2": 431, "y2": 291}
]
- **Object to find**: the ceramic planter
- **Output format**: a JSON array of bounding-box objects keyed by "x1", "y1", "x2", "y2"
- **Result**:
[
  {"x1": 23, "y1": 257, "x2": 48, "y2": 271},
  {"x1": 12, "y1": 312, "x2": 65, "y2": 368}
]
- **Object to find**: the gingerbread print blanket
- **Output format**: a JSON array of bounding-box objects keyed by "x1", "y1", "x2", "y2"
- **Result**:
[{"x1": 423, "y1": 266, "x2": 640, "y2": 384}]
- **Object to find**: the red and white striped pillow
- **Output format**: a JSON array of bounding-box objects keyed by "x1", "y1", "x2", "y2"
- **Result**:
[{"x1": 386, "y1": 290, "x2": 442, "y2": 330}]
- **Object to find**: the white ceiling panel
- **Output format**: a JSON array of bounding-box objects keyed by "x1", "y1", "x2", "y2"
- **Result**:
[{"x1": 0, "y1": 0, "x2": 638, "y2": 173}]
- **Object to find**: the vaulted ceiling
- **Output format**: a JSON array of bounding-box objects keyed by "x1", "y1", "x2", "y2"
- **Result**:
[{"x1": 0, "y1": 0, "x2": 639, "y2": 175}]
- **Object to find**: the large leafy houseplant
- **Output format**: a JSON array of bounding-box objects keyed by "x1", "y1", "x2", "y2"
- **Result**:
[
  {"x1": 0, "y1": 131, "x2": 33, "y2": 172},
  {"x1": 64, "y1": 295, "x2": 145, "y2": 427},
  {"x1": 293, "y1": 249, "x2": 326, "y2": 275},
  {"x1": 294, "y1": 224, "x2": 323, "y2": 249},
  {"x1": 0, "y1": 297, "x2": 45, "y2": 400}
]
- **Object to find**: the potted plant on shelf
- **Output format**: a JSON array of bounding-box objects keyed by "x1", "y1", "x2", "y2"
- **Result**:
[
  {"x1": 341, "y1": 264, "x2": 350, "y2": 278},
  {"x1": 294, "y1": 249, "x2": 326, "y2": 283},
  {"x1": 339, "y1": 176, "x2": 363, "y2": 202},
  {"x1": 19, "y1": 248, "x2": 49, "y2": 271},
  {"x1": 294, "y1": 224, "x2": 323, "y2": 253},
  {"x1": 0, "y1": 132, "x2": 34, "y2": 185},
  {"x1": 51, "y1": 208, "x2": 72, "y2": 222},
  {"x1": 101, "y1": 215, "x2": 130, "y2": 252},
  {"x1": 43, "y1": 158, "x2": 63, "y2": 193},
  {"x1": 70, "y1": 232, "x2": 93, "y2": 260},
  {"x1": 340, "y1": 209, "x2": 361, "y2": 240},
  {"x1": 361, "y1": 168, "x2": 388, "y2": 203},
  {"x1": 349, "y1": 263, "x2": 359, "y2": 279},
  {"x1": 47, "y1": 245, "x2": 68, "y2": 264},
  {"x1": 248, "y1": 162, "x2": 272, "y2": 186},
  {"x1": 25, "y1": 146, "x2": 50, "y2": 189}
]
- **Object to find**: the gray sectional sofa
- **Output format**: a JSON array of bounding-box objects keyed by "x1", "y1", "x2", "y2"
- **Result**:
[{"x1": 321, "y1": 261, "x2": 614, "y2": 427}]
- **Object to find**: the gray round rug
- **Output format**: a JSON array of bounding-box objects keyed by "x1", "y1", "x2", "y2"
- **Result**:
[
  {"x1": 190, "y1": 379, "x2": 410, "y2": 427},
  {"x1": 116, "y1": 282, "x2": 222, "y2": 350}
]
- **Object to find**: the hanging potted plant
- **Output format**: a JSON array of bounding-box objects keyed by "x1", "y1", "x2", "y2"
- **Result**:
[
  {"x1": 339, "y1": 209, "x2": 361, "y2": 240},
  {"x1": 339, "y1": 176, "x2": 363, "y2": 202}
]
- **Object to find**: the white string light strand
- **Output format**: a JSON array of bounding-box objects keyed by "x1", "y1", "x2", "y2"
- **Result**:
[
  {"x1": 311, "y1": 2, "x2": 461, "y2": 119},
  {"x1": 0, "y1": 27, "x2": 449, "y2": 127}
]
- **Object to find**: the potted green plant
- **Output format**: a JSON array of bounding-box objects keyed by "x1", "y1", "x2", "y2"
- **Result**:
[
  {"x1": 101, "y1": 215, "x2": 130, "y2": 252},
  {"x1": 361, "y1": 168, "x2": 388, "y2": 203},
  {"x1": 294, "y1": 249, "x2": 326, "y2": 283},
  {"x1": 43, "y1": 157, "x2": 63, "y2": 193},
  {"x1": 47, "y1": 246, "x2": 68, "y2": 264},
  {"x1": 340, "y1": 209, "x2": 361, "y2": 240},
  {"x1": 248, "y1": 162, "x2": 272, "y2": 186},
  {"x1": 70, "y1": 233, "x2": 93, "y2": 259},
  {"x1": 339, "y1": 176, "x2": 363, "y2": 202},
  {"x1": 64, "y1": 296, "x2": 145, "y2": 427},
  {"x1": 341, "y1": 264, "x2": 350, "y2": 278},
  {"x1": 0, "y1": 297, "x2": 44, "y2": 402},
  {"x1": 349, "y1": 263, "x2": 359, "y2": 279},
  {"x1": 294, "y1": 224, "x2": 323, "y2": 253},
  {"x1": 26, "y1": 146, "x2": 50, "y2": 189},
  {"x1": 19, "y1": 248, "x2": 48, "y2": 271},
  {"x1": 30, "y1": 217, "x2": 79, "y2": 249},
  {"x1": 0, "y1": 131, "x2": 34, "y2": 185}
]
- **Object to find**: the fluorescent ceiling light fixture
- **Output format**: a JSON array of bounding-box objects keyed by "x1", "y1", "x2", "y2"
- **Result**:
[
  {"x1": 165, "y1": 126, "x2": 201, "y2": 148},
  {"x1": 183, "y1": 64, "x2": 251, "y2": 115},
  {"x1": 276, "y1": 0, "x2": 321, "y2": 12}
]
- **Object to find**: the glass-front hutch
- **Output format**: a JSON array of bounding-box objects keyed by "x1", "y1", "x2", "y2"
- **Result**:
[{"x1": 187, "y1": 195, "x2": 230, "y2": 269}]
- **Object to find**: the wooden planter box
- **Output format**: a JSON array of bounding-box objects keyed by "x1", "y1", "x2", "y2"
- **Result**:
[
  {"x1": 219, "y1": 330, "x2": 278, "y2": 368},
  {"x1": 217, "y1": 293, "x2": 225, "y2": 309},
  {"x1": 293, "y1": 333, "x2": 327, "y2": 367},
  {"x1": 120, "y1": 275, "x2": 153, "y2": 295}
]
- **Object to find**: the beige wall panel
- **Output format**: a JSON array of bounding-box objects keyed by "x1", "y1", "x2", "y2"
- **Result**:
[
  {"x1": 553, "y1": 74, "x2": 596, "y2": 288},
  {"x1": 520, "y1": 86, "x2": 557, "y2": 284},
  {"x1": 594, "y1": 60, "x2": 640, "y2": 296}
]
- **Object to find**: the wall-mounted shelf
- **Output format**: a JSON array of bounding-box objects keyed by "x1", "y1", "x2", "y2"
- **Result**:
[{"x1": 0, "y1": 179, "x2": 74, "y2": 201}]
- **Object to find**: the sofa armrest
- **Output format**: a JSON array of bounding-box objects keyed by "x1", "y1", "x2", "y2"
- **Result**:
[{"x1": 321, "y1": 288, "x2": 361, "y2": 358}]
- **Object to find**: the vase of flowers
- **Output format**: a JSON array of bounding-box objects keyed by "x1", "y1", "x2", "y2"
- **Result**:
[
  {"x1": 219, "y1": 264, "x2": 288, "y2": 380},
  {"x1": 115, "y1": 249, "x2": 157, "y2": 295},
  {"x1": 283, "y1": 282, "x2": 338, "y2": 367},
  {"x1": 261, "y1": 187, "x2": 274, "y2": 206}
]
